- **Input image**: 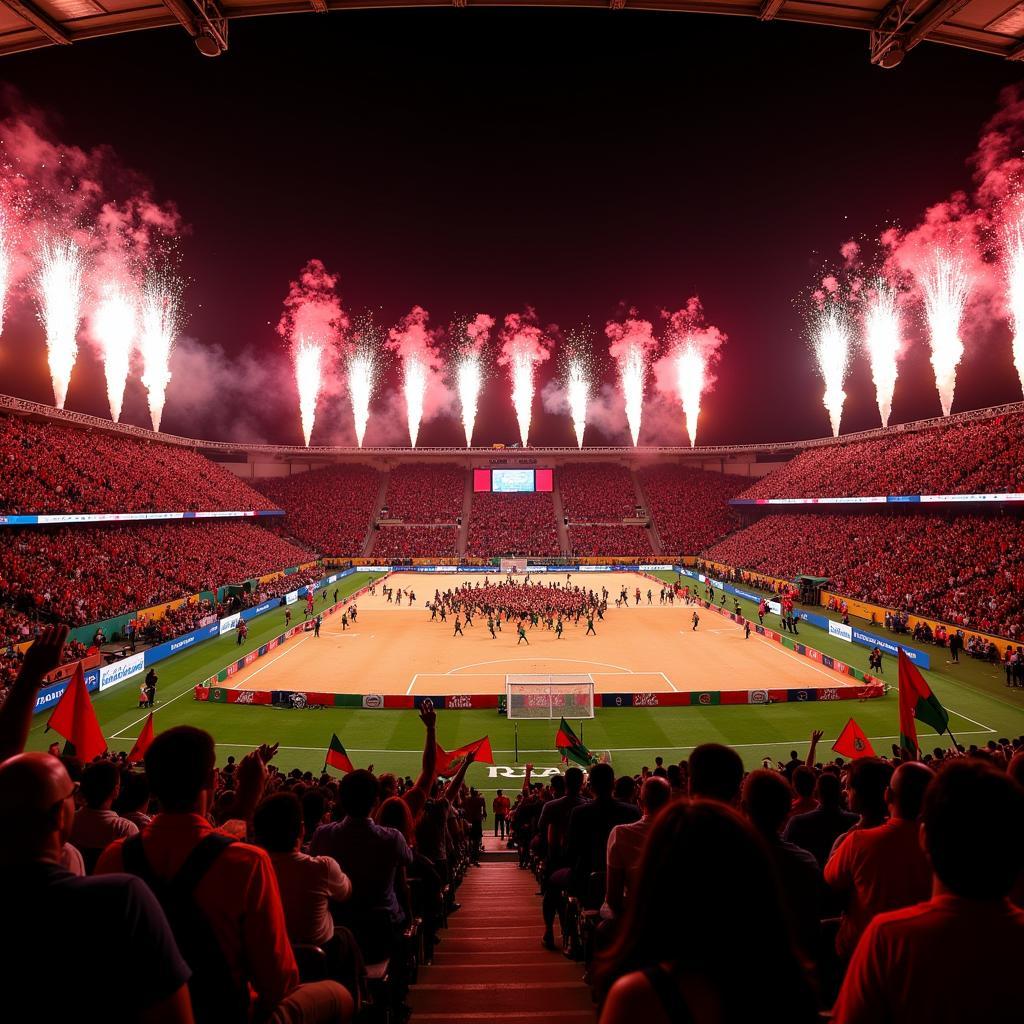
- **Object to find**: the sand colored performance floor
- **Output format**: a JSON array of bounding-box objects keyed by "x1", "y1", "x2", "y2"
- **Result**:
[{"x1": 222, "y1": 572, "x2": 860, "y2": 697}]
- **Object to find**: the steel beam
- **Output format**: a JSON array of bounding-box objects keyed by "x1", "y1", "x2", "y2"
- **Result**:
[{"x1": 1, "y1": 0, "x2": 70, "y2": 45}]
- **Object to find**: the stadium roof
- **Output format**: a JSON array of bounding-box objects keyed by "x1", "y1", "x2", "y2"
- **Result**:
[{"x1": 0, "y1": 0, "x2": 1023, "y2": 65}]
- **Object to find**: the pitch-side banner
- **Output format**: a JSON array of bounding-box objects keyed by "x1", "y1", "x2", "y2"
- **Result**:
[
  {"x1": 99, "y1": 651, "x2": 146, "y2": 691},
  {"x1": 0, "y1": 509, "x2": 285, "y2": 526}
]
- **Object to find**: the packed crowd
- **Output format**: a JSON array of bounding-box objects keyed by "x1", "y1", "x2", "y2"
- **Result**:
[
  {"x1": 637, "y1": 465, "x2": 745, "y2": 554},
  {"x1": 507, "y1": 734, "x2": 1024, "y2": 1023},
  {"x1": 0, "y1": 522, "x2": 314, "y2": 638},
  {"x1": 0, "y1": 413, "x2": 275, "y2": 514},
  {"x1": 707, "y1": 512, "x2": 1024, "y2": 639},
  {"x1": 566, "y1": 524, "x2": 652, "y2": 557},
  {"x1": 372, "y1": 525, "x2": 459, "y2": 557},
  {"x1": 381, "y1": 464, "x2": 464, "y2": 523},
  {"x1": 465, "y1": 491, "x2": 560, "y2": 557},
  {"x1": 253, "y1": 465, "x2": 381, "y2": 556},
  {"x1": 558, "y1": 463, "x2": 638, "y2": 521},
  {"x1": 2, "y1": 627, "x2": 1020, "y2": 1024},
  {"x1": 739, "y1": 411, "x2": 1024, "y2": 500}
]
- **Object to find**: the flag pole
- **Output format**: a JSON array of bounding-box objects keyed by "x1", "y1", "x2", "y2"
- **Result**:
[
  {"x1": 514, "y1": 722, "x2": 519, "y2": 765},
  {"x1": 945, "y1": 725, "x2": 962, "y2": 753}
]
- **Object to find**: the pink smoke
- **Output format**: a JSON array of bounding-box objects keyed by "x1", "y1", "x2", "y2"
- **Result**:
[
  {"x1": 498, "y1": 309, "x2": 552, "y2": 446},
  {"x1": 386, "y1": 305, "x2": 446, "y2": 447},
  {"x1": 604, "y1": 312, "x2": 657, "y2": 445}
]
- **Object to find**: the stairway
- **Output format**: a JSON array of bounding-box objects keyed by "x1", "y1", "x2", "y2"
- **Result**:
[
  {"x1": 458, "y1": 471, "x2": 473, "y2": 557},
  {"x1": 630, "y1": 469, "x2": 661, "y2": 556},
  {"x1": 362, "y1": 470, "x2": 390, "y2": 556},
  {"x1": 551, "y1": 481, "x2": 571, "y2": 555},
  {"x1": 408, "y1": 837, "x2": 594, "y2": 1023}
]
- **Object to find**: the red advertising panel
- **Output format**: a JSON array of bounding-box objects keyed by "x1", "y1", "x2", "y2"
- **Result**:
[
  {"x1": 473, "y1": 468, "x2": 491, "y2": 492},
  {"x1": 535, "y1": 468, "x2": 553, "y2": 492}
]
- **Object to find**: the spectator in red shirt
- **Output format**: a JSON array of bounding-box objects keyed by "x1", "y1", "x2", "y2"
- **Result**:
[
  {"x1": 832, "y1": 761, "x2": 1024, "y2": 1024},
  {"x1": 97, "y1": 726, "x2": 352, "y2": 1024},
  {"x1": 824, "y1": 761, "x2": 934, "y2": 959}
]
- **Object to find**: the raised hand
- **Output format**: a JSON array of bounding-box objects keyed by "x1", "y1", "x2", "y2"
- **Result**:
[{"x1": 19, "y1": 623, "x2": 70, "y2": 685}]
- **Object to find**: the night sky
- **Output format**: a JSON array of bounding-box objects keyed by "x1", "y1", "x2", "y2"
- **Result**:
[{"x1": 0, "y1": 11, "x2": 1022, "y2": 447}]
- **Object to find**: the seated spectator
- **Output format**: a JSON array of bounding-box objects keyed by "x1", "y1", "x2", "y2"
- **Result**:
[
  {"x1": 837, "y1": 756, "x2": 893, "y2": 840},
  {"x1": 539, "y1": 765, "x2": 587, "y2": 950},
  {"x1": 97, "y1": 726, "x2": 352, "y2": 1024},
  {"x1": 742, "y1": 769, "x2": 822, "y2": 958},
  {"x1": 0, "y1": 751, "x2": 193, "y2": 1023},
  {"x1": 832, "y1": 761, "x2": 1024, "y2": 1023},
  {"x1": 115, "y1": 769, "x2": 154, "y2": 831},
  {"x1": 688, "y1": 742, "x2": 744, "y2": 805},
  {"x1": 596, "y1": 800, "x2": 818, "y2": 1024},
  {"x1": 605, "y1": 775, "x2": 672, "y2": 918},
  {"x1": 824, "y1": 762, "x2": 934, "y2": 960},
  {"x1": 71, "y1": 760, "x2": 139, "y2": 873},
  {"x1": 637, "y1": 465, "x2": 744, "y2": 555}
]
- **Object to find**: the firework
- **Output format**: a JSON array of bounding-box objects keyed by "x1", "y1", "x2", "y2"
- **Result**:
[
  {"x1": 863, "y1": 282, "x2": 901, "y2": 428},
  {"x1": 344, "y1": 316, "x2": 380, "y2": 448},
  {"x1": 1004, "y1": 213, "x2": 1024, "y2": 396},
  {"x1": 35, "y1": 237, "x2": 85, "y2": 410},
  {"x1": 566, "y1": 355, "x2": 590, "y2": 448},
  {"x1": 292, "y1": 338, "x2": 323, "y2": 447},
  {"x1": 0, "y1": 207, "x2": 13, "y2": 337},
  {"x1": 499, "y1": 312, "x2": 551, "y2": 447},
  {"x1": 916, "y1": 250, "x2": 970, "y2": 417},
  {"x1": 139, "y1": 275, "x2": 181, "y2": 432},
  {"x1": 92, "y1": 282, "x2": 137, "y2": 422},
  {"x1": 457, "y1": 353, "x2": 483, "y2": 447},
  {"x1": 403, "y1": 352, "x2": 428, "y2": 447},
  {"x1": 675, "y1": 344, "x2": 706, "y2": 447},
  {"x1": 606, "y1": 316, "x2": 656, "y2": 446},
  {"x1": 813, "y1": 305, "x2": 851, "y2": 437}
]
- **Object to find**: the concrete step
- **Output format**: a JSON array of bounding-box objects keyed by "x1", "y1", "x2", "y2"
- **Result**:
[{"x1": 409, "y1": 981, "x2": 595, "y2": 1015}]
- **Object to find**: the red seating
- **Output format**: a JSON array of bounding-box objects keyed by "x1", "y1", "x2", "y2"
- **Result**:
[
  {"x1": 253, "y1": 464, "x2": 381, "y2": 555},
  {"x1": 0, "y1": 413, "x2": 275, "y2": 513},
  {"x1": 466, "y1": 492, "x2": 560, "y2": 557},
  {"x1": 373, "y1": 524, "x2": 459, "y2": 557},
  {"x1": 740, "y1": 413, "x2": 1024, "y2": 500},
  {"x1": 707, "y1": 512, "x2": 1024, "y2": 639},
  {"x1": 567, "y1": 524, "x2": 651, "y2": 557},
  {"x1": 383, "y1": 464, "x2": 464, "y2": 523},
  {"x1": 638, "y1": 466, "x2": 745, "y2": 555},
  {"x1": 558, "y1": 463, "x2": 637, "y2": 520}
]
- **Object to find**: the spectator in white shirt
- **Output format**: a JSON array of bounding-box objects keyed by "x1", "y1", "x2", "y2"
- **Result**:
[
  {"x1": 605, "y1": 776, "x2": 672, "y2": 918},
  {"x1": 70, "y1": 760, "x2": 138, "y2": 872}
]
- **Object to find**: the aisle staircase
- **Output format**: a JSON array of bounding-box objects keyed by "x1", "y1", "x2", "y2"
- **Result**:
[{"x1": 408, "y1": 837, "x2": 593, "y2": 1024}]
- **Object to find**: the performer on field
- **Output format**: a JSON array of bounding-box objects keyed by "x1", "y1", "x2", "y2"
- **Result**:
[
  {"x1": 517, "y1": 622, "x2": 529, "y2": 645},
  {"x1": 453, "y1": 616, "x2": 464, "y2": 637},
  {"x1": 692, "y1": 610, "x2": 700, "y2": 631}
]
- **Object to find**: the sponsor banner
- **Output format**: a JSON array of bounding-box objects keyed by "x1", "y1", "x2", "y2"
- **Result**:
[
  {"x1": 819, "y1": 687, "x2": 840, "y2": 701},
  {"x1": 821, "y1": 654, "x2": 833, "y2": 668},
  {"x1": 748, "y1": 689, "x2": 769, "y2": 704},
  {"x1": 639, "y1": 564, "x2": 673, "y2": 571},
  {"x1": 577, "y1": 565, "x2": 604, "y2": 572},
  {"x1": 602, "y1": 692, "x2": 635, "y2": 708},
  {"x1": 99, "y1": 651, "x2": 146, "y2": 691},
  {"x1": 266, "y1": 637, "x2": 280, "y2": 652},
  {"x1": 851, "y1": 628, "x2": 929, "y2": 669},
  {"x1": 787, "y1": 688, "x2": 817, "y2": 702},
  {"x1": 144, "y1": 623, "x2": 220, "y2": 666},
  {"x1": 362, "y1": 693, "x2": 385, "y2": 710},
  {"x1": 829, "y1": 620, "x2": 853, "y2": 642},
  {"x1": 767, "y1": 600, "x2": 782, "y2": 615},
  {"x1": 219, "y1": 612, "x2": 241, "y2": 635},
  {"x1": 285, "y1": 591, "x2": 298, "y2": 605},
  {"x1": 768, "y1": 688, "x2": 790, "y2": 703},
  {"x1": 243, "y1": 650, "x2": 258, "y2": 667},
  {"x1": 361, "y1": 565, "x2": 393, "y2": 572},
  {"x1": 0, "y1": 509, "x2": 283, "y2": 526},
  {"x1": 721, "y1": 690, "x2": 748, "y2": 705},
  {"x1": 693, "y1": 691, "x2": 721, "y2": 706},
  {"x1": 334, "y1": 694, "x2": 364, "y2": 708},
  {"x1": 241, "y1": 600, "x2": 276, "y2": 621},
  {"x1": 732, "y1": 492, "x2": 1024, "y2": 506},
  {"x1": 33, "y1": 669, "x2": 101, "y2": 713},
  {"x1": 806, "y1": 648, "x2": 823, "y2": 663},
  {"x1": 383, "y1": 695, "x2": 416, "y2": 709}
]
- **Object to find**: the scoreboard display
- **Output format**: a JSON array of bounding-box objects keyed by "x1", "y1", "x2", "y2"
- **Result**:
[{"x1": 474, "y1": 468, "x2": 553, "y2": 493}]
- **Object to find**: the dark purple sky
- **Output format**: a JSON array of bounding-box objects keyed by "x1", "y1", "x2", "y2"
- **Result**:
[{"x1": 0, "y1": 11, "x2": 1021, "y2": 447}]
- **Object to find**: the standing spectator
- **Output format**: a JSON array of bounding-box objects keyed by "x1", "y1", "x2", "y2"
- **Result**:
[
  {"x1": 688, "y1": 743, "x2": 744, "y2": 805},
  {"x1": 604, "y1": 776, "x2": 671, "y2": 919},
  {"x1": 783, "y1": 772, "x2": 858, "y2": 869},
  {"x1": 492, "y1": 788, "x2": 510, "y2": 840},
  {"x1": 832, "y1": 762, "x2": 1024, "y2": 1024},
  {"x1": 462, "y1": 787, "x2": 486, "y2": 865},
  {"x1": 825, "y1": 762, "x2": 934, "y2": 959},
  {"x1": 71, "y1": 760, "x2": 139, "y2": 873},
  {"x1": 144, "y1": 667, "x2": 158, "y2": 708}
]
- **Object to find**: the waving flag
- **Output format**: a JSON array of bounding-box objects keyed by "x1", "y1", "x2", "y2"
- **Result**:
[
  {"x1": 555, "y1": 717, "x2": 598, "y2": 767},
  {"x1": 127, "y1": 713, "x2": 155, "y2": 764},
  {"x1": 831, "y1": 718, "x2": 875, "y2": 760},
  {"x1": 324, "y1": 733, "x2": 354, "y2": 774},
  {"x1": 898, "y1": 648, "x2": 950, "y2": 758},
  {"x1": 436, "y1": 736, "x2": 493, "y2": 776},
  {"x1": 45, "y1": 663, "x2": 107, "y2": 763}
]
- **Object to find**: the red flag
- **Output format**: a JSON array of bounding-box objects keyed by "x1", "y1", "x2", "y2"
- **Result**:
[
  {"x1": 127, "y1": 713, "x2": 154, "y2": 764},
  {"x1": 831, "y1": 718, "x2": 876, "y2": 760},
  {"x1": 435, "y1": 736, "x2": 493, "y2": 776},
  {"x1": 898, "y1": 648, "x2": 950, "y2": 759},
  {"x1": 325, "y1": 733, "x2": 354, "y2": 774},
  {"x1": 45, "y1": 663, "x2": 106, "y2": 763}
]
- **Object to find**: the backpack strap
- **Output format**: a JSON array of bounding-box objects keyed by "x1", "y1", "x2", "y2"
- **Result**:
[
  {"x1": 168, "y1": 833, "x2": 236, "y2": 897},
  {"x1": 120, "y1": 833, "x2": 155, "y2": 886}
]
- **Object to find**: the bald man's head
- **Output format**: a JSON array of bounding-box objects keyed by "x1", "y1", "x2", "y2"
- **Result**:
[
  {"x1": 889, "y1": 761, "x2": 934, "y2": 820},
  {"x1": 0, "y1": 753, "x2": 76, "y2": 860}
]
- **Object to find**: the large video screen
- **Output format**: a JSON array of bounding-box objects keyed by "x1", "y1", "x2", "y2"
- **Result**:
[
  {"x1": 474, "y1": 468, "x2": 554, "y2": 493},
  {"x1": 493, "y1": 469, "x2": 536, "y2": 492}
]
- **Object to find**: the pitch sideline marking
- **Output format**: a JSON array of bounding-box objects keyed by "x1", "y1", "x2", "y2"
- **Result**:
[{"x1": 230, "y1": 634, "x2": 311, "y2": 689}]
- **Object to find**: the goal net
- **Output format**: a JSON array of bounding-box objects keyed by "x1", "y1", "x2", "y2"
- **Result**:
[
  {"x1": 500, "y1": 558, "x2": 529, "y2": 574},
  {"x1": 505, "y1": 673, "x2": 595, "y2": 720}
]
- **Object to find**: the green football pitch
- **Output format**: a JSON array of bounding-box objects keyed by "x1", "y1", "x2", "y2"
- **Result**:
[{"x1": 24, "y1": 569, "x2": 1024, "y2": 789}]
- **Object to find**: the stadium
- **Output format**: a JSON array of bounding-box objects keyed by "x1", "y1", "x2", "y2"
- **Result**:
[{"x1": 1, "y1": 7, "x2": 1023, "y2": 1024}]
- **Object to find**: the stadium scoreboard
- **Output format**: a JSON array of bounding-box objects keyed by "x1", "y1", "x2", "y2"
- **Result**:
[{"x1": 473, "y1": 468, "x2": 553, "y2": 493}]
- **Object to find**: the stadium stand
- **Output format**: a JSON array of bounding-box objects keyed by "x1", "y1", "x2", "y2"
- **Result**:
[
  {"x1": 0, "y1": 521, "x2": 314, "y2": 635},
  {"x1": 0, "y1": 413, "x2": 276, "y2": 513},
  {"x1": 707, "y1": 512, "x2": 1024, "y2": 639},
  {"x1": 738, "y1": 412, "x2": 1024, "y2": 499},
  {"x1": 638, "y1": 465, "x2": 745, "y2": 554},
  {"x1": 383, "y1": 463, "x2": 464, "y2": 523},
  {"x1": 558, "y1": 462, "x2": 637, "y2": 520},
  {"x1": 465, "y1": 491, "x2": 560, "y2": 557},
  {"x1": 373, "y1": 524, "x2": 459, "y2": 557},
  {"x1": 567, "y1": 523, "x2": 651, "y2": 557},
  {"x1": 253, "y1": 464, "x2": 381, "y2": 555}
]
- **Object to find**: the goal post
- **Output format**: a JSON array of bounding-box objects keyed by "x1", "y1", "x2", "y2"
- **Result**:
[
  {"x1": 500, "y1": 557, "x2": 529, "y2": 574},
  {"x1": 505, "y1": 673, "x2": 595, "y2": 720}
]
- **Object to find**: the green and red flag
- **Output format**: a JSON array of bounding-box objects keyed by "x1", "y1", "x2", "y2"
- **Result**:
[
  {"x1": 555, "y1": 717, "x2": 598, "y2": 767},
  {"x1": 127, "y1": 713, "x2": 155, "y2": 764},
  {"x1": 831, "y1": 717, "x2": 875, "y2": 760},
  {"x1": 436, "y1": 736, "x2": 494, "y2": 776},
  {"x1": 45, "y1": 663, "x2": 107, "y2": 763},
  {"x1": 898, "y1": 648, "x2": 949, "y2": 758},
  {"x1": 324, "y1": 733, "x2": 354, "y2": 774}
]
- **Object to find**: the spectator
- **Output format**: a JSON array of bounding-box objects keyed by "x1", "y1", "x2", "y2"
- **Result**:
[
  {"x1": 783, "y1": 772, "x2": 858, "y2": 869},
  {"x1": 71, "y1": 760, "x2": 139, "y2": 873},
  {"x1": 97, "y1": 726, "x2": 352, "y2": 1024},
  {"x1": 0, "y1": 752, "x2": 193, "y2": 1023},
  {"x1": 605, "y1": 775, "x2": 672, "y2": 918},
  {"x1": 539, "y1": 766, "x2": 587, "y2": 950},
  {"x1": 824, "y1": 762, "x2": 934, "y2": 959},
  {"x1": 832, "y1": 761, "x2": 1024, "y2": 1023},
  {"x1": 596, "y1": 800, "x2": 818, "y2": 1024},
  {"x1": 688, "y1": 742, "x2": 744, "y2": 805}
]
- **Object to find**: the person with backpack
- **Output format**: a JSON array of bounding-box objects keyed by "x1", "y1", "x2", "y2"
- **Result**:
[{"x1": 97, "y1": 726, "x2": 352, "y2": 1024}]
